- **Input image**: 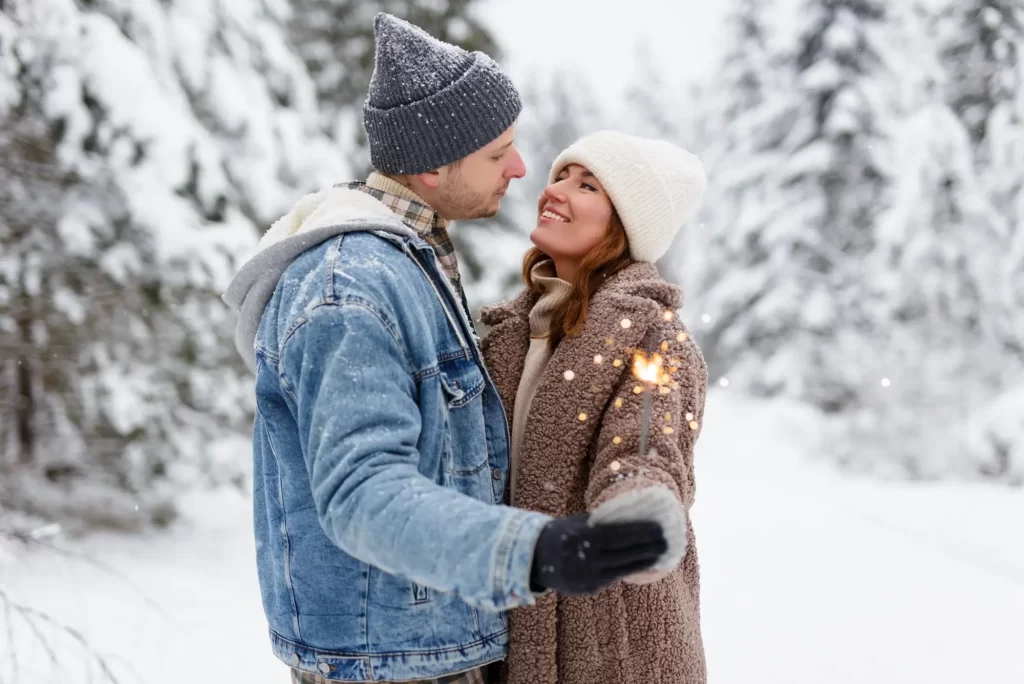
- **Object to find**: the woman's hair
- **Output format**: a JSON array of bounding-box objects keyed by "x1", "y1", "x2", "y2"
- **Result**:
[{"x1": 522, "y1": 211, "x2": 633, "y2": 348}]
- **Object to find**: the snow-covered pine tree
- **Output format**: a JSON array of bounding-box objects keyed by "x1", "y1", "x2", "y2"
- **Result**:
[
  {"x1": 289, "y1": 0, "x2": 499, "y2": 174},
  {"x1": 840, "y1": 89, "x2": 1011, "y2": 478},
  {"x1": 937, "y1": 0, "x2": 1024, "y2": 358},
  {"x1": 675, "y1": 0, "x2": 801, "y2": 381},
  {"x1": 0, "y1": 0, "x2": 345, "y2": 531},
  {"x1": 758, "y1": 0, "x2": 905, "y2": 413},
  {"x1": 937, "y1": 0, "x2": 1022, "y2": 149},
  {"x1": 934, "y1": 0, "x2": 1024, "y2": 478}
]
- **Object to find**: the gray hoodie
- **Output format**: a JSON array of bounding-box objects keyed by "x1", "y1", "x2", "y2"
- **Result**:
[{"x1": 222, "y1": 186, "x2": 416, "y2": 372}]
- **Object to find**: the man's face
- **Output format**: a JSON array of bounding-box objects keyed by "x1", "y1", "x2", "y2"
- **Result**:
[{"x1": 433, "y1": 125, "x2": 527, "y2": 220}]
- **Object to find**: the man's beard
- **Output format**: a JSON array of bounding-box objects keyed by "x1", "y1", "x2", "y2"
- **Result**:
[{"x1": 438, "y1": 176, "x2": 505, "y2": 220}]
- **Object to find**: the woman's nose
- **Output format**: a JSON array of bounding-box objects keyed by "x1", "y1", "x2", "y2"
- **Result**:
[{"x1": 543, "y1": 183, "x2": 567, "y2": 203}]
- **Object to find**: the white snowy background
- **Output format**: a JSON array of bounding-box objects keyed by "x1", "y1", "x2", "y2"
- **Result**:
[{"x1": 1, "y1": 0, "x2": 1022, "y2": 682}]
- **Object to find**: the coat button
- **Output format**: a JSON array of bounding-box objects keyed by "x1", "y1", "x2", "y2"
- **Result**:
[{"x1": 491, "y1": 468, "x2": 502, "y2": 480}]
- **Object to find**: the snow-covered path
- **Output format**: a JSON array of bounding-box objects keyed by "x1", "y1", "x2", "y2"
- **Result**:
[
  {"x1": 4, "y1": 392, "x2": 1023, "y2": 683},
  {"x1": 694, "y1": 395, "x2": 1024, "y2": 684}
]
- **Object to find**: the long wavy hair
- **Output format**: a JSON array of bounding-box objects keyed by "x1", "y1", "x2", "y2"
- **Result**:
[{"x1": 522, "y1": 212, "x2": 633, "y2": 348}]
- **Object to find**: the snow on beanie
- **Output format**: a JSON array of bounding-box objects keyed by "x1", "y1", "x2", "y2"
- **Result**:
[
  {"x1": 548, "y1": 130, "x2": 707, "y2": 263},
  {"x1": 362, "y1": 13, "x2": 522, "y2": 175}
]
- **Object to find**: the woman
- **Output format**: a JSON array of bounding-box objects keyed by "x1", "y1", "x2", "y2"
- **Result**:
[{"x1": 481, "y1": 130, "x2": 709, "y2": 684}]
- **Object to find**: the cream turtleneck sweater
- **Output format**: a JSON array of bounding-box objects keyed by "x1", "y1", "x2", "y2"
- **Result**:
[{"x1": 509, "y1": 260, "x2": 573, "y2": 504}]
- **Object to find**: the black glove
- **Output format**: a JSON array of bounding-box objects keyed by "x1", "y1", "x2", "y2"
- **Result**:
[{"x1": 529, "y1": 514, "x2": 666, "y2": 596}]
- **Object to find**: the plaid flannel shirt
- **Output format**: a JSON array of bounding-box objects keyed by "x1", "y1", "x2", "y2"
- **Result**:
[
  {"x1": 290, "y1": 175, "x2": 487, "y2": 683},
  {"x1": 289, "y1": 665, "x2": 491, "y2": 684},
  {"x1": 341, "y1": 173, "x2": 465, "y2": 307}
]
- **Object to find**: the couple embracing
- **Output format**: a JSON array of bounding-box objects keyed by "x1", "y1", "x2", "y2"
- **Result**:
[{"x1": 224, "y1": 13, "x2": 708, "y2": 684}]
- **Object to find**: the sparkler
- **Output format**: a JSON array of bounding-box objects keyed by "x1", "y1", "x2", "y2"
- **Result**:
[{"x1": 631, "y1": 351, "x2": 670, "y2": 456}]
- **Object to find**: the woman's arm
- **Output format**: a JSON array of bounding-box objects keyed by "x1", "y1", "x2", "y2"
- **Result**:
[{"x1": 585, "y1": 323, "x2": 708, "y2": 581}]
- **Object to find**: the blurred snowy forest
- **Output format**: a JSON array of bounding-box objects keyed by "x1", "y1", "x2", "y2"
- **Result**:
[{"x1": 0, "y1": 0, "x2": 1022, "y2": 538}]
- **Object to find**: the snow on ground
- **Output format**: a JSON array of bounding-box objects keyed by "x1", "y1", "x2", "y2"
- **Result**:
[
  {"x1": 694, "y1": 394, "x2": 1024, "y2": 684},
  {"x1": 3, "y1": 391, "x2": 1023, "y2": 683}
]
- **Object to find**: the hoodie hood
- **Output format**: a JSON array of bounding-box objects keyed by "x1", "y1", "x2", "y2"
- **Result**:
[{"x1": 223, "y1": 186, "x2": 416, "y2": 372}]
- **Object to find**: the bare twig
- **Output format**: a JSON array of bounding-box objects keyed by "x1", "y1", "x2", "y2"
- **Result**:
[
  {"x1": 3, "y1": 530, "x2": 170, "y2": 618},
  {"x1": 0, "y1": 585, "x2": 123, "y2": 683},
  {"x1": 1, "y1": 593, "x2": 17, "y2": 683}
]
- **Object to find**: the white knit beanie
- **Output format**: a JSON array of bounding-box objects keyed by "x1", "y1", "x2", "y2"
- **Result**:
[{"x1": 548, "y1": 130, "x2": 707, "y2": 263}]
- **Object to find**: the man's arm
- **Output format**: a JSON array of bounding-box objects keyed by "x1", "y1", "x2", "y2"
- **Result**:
[{"x1": 281, "y1": 299, "x2": 550, "y2": 612}]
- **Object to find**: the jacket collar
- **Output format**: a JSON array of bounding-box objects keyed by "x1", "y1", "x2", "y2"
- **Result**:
[{"x1": 481, "y1": 261, "x2": 681, "y2": 329}]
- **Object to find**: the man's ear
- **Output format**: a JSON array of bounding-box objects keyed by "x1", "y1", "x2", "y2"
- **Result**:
[{"x1": 417, "y1": 169, "x2": 442, "y2": 189}]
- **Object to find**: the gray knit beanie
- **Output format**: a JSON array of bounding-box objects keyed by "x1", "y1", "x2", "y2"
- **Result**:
[{"x1": 362, "y1": 13, "x2": 522, "y2": 175}]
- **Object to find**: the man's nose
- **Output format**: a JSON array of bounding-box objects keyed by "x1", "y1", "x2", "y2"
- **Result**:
[{"x1": 505, "y1": 147, "x2": 526, "y2": 179}]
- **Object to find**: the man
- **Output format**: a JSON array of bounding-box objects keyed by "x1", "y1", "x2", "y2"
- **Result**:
[{"x1": 224, "y1": 14, "x2": 666, "y2": 684}]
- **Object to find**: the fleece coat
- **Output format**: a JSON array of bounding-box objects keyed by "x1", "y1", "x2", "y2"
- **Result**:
[{"x1": 480, "y1": 261, "x2": 708, "y2": 684}]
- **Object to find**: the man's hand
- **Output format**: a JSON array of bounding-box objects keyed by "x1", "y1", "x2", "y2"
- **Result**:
[{"x1": 529, "y1": 514, "x2": 666, "y2": 595}]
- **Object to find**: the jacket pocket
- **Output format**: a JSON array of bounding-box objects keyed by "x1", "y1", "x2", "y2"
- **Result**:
[
  {"x1": 438, "y1": 357, "x2": 489, "y2": 478},
  {"x1": 438, "y1": 365, "x2": 484, "y2": 409}
]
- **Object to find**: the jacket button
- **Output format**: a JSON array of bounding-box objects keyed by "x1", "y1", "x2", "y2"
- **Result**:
[
  {"x1": 318, "y1": 663, "x2": 332, "y2": 675},
  {"x1": 491, "y1": 468, "x2": 502, "y2": 480}
]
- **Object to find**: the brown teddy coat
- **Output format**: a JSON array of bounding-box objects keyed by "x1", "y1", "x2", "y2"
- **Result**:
[{"x1": 480, "y1": 262, "x2": 708, "y2": 684}]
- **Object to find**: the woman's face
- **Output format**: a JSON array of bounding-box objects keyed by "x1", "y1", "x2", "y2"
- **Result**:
[{"x1": 530, "y1": 164, "x2": 615, "y2": 263}]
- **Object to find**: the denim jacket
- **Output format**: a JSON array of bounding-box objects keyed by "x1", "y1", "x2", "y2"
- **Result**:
[{"x1": 223, "y1": 187, "x2": 551, "y2": 681}]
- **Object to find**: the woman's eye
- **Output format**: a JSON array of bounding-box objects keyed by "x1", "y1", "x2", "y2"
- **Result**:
[{"x1": 582, "y1": 183, "x2": 597, "y2": 191}]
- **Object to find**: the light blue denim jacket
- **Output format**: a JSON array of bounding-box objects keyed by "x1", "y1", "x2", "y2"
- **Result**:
[{"x1": 223, "y1": 188, "x2": 551, "y2": 681}]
